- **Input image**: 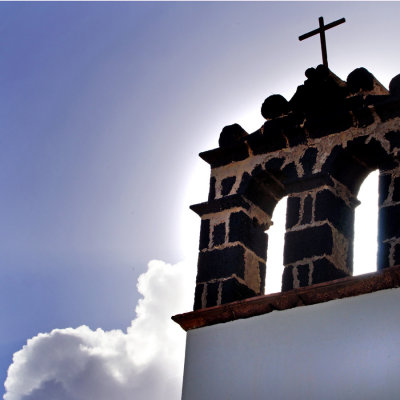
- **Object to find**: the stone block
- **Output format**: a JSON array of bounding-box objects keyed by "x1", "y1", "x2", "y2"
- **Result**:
[
  {"x1": 229, "y1": 211, "x2": 267, "y2": 259},
  {"x1": 212, "y1": 223, "x2": 225, "y2": 246},
  {"x1": 379, "y1": 173, "x2": 391, "y2": 204},
  {"x1": 221, "y1": 176, "x2": 236, "y2": 196},
  {"x1": 297, "y1": 263, "x2": 310, "y2": 287},
  {"x1": 377, "y1": 241, "x2": 390, "y2": 270},
  {"x1": 284, "y1": 224, "x2": 333, "y2": 265},
  {"x1": 385, "y1": 131, "x2": 400, "y2": 152},
  {"x1": 206, "y1": 281, "x2": 219, "y2": 307},
  {"x1": 379, "y1": 204, "x2": 400, "y2": 241},
  {"x1": 193, "y1": 283, "x2": 205, "y2": 310},
  {"x1": 300, "y1": 147, "x2": 318, "y2": 176},
  {"x1": 305, "y1": 109, "x2": 353, "y2": 139},
  {"x1": 197, "y1": 245, "x2": 245, "y2": 282},
  {"x1": 312, "y1": 258, "x2": 349, "y2": 284},
  {"x1": 208, "y1": 176, "x2": 216, "y2": 201},
  {"x1": 199, "y1": 219, "x2": 210, "y2": 250},
  {"x1": 286, "y1": 196, "x2": 300, "y2": 229},
  {"x1": 259, "y1": 261, "x2": 266, "y2": 293},
  {"x1": 315, "y1": 189, "x2": 354, "y2": 238},
  {"x1": 282, "y1": 266, "x2": 294, "y2": 291},
  {"x1": 301, "y1": 195, "x2": 313, "y2": 225},
  {"x1": 393, "y1": 177, "x2": 400, "y2": 202},
  {"x1": 220, "y1": 277, "x2": 256, "y2": 305}
]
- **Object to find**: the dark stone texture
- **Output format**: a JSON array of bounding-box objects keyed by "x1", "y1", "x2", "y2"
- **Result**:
[
  {"x1": 199, "y1": 219, "x2": 210, "y2": 250},
  {"x1": 282, "y1": 266, "x2": 294, "y2": 291},
  {"x1": 393, "y1": 243, "x2": 400, "y2": 267},
  {"x1": 247, "y1": 121, "x2": 287, "y2": 155},
  {"x1": 229, "y1": 211, "x2": 267, "y2": 259},
  {"x1": 347, "y1": 68, "x2": 374, "y2": 93},
  {"x1": 280, "y1": 162, "x2": 299, "y2": 184},
  {"x1": 259, "y1": 261, "x2": 266, "y2": 293},
  {"x1": 206, "y1": 282, "x2": 219, "y2": 307},
  {"x1": 385, "y1": 131, "x2": 400, "y2": 152},
  {"x1": 193, "y1": 283, "x2": 205, "y2": 310},
  {"x1": 197, "y1": 245, "x2": 245, "y2": 282},
  {"x1": 378, "y1": 204, "x2": 400, "y2": 241},
  {"x1": 297, "y1": 264, "x2": 310, "y2": 287},
  {"x1": 389, "y1": 74, "x2": 400, "y2": 97},
  {"x1": 300, "y1": 147, "x2": 318, "y2": 175},
  {"x1": 393, "y1": 177, "x2": 400, "y2": 202},
  {"x1": 208, "y1": 176, "x2": 216, "y2": 201},
  {"x1": 286, "y1": 196, "x2": 300, "y2": 229},
  {"x1": 375, "y1": 98, "x2": 400, "y2": 122},
  {"x1": 221, "y1": 176, "x2": 236, "y2": 196},
  {"x1": 219, "y1": 123, "x2": 248, "y2": 148},
  {"x1": 265, "y1": 157, "x2": 284, "y2": 173},
  {"x1": 344, "y1": 95, "x2": 374, "y2": 127},
  {"x1": 238, "y1": 172, "x2": 251, "y2": 194},
  {"x1": 199, "y1": 143, "x2": 249, "y2": 168},
  {"x1": 261, "y1": 94, "x2": 289, "y2": 120},
  {"x1": 377, "y1": 241, "x2": 390, "y2": 270},
  {"x1": 245, "y1": 173, "x2": 284, "y2": 216},
  {"x1": 305, "y1": 109, "x2": 353, "y2": 139},
  {"x1": 191, "y1": 194, "x2": 250, "y2": 218},
  {"x1": 325, "y1": 140, "x2": 381, "y2": 194},
  {"x1": 379, "y1": 173, "x2": 391, "y2": 205},
  {"x1": 301, "y1": 195, "x2": 313, "y2": 225},
  {"x1": 220, "y1": 277, "x2": 257, "y2": 305},
  {"x1": 284, "y1": 224, "x2": 333, "y2": 265},
  {"x1": 312, "y1": 258, "x2": 349, "y2": 284},
  {"x1": 286, "y1": 125, "x2": 308, "y2": 147},
  {"x1": 285, "y1": 173, "x2": 333, "y2": 194},
  {"x1": 212, "y1": 223, "x2": 226, "y2": 246},
  {"x1": 315, "y1": 189, "x2": 354, "y2": 238}
]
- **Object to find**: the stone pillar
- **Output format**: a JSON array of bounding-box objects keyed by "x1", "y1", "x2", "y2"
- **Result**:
[
  {"x1": 378, "y1": 167, "x2": 400, "y2": 269},
  {"x1": 282, "y1": 180, "x2": 358, "y2": 290},
  {"x1": 191, "y1": 195, "x2": 269, "y2": 310}
]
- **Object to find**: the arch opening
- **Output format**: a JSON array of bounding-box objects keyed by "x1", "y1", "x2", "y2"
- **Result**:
[
  {"x1": 264, "y1": 196, "x2": 287, "y2": 294},
  {"x1": 353, "y1": 170, "x2": 379, "y2": 276}
]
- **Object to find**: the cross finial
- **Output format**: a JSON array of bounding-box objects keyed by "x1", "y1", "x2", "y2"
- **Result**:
[{"x1": 299, "y1": 16, "x2": 346, "y2": 67}]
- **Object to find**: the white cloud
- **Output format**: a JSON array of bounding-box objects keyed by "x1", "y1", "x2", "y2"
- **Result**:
[{"x1": 4, "y1": 259, "x2": 196, "y2": 400}]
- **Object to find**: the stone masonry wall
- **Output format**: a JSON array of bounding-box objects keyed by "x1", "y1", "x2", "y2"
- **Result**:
[{"x1": 191, "y1": 65, "x2": 400, "y2": 310}]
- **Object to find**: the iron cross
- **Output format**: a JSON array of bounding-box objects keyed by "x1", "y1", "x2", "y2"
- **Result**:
[{"x1": 299, "y1": 17, "x2": 346, "y2": 68}]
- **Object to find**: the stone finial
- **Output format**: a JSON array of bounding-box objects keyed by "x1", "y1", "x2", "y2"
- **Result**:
[
  {"x1": 289, "y1": 65, "x2": 347, "y2": 113},
  {"x1": 389, "y1": 74, "x2": 400, "y2": 97},
  {"x1": 346, "y1": 67, "x2": 374, "y2": 93},
  {"x1": 261, "y1": 95, "x2": 289, "y2": 120},
  {"x1": 347, "y1": 67, "x2": 388, "y2": 95},
  {"x1": 218, "y1": 123, "x2": 248, "y2": 148}
]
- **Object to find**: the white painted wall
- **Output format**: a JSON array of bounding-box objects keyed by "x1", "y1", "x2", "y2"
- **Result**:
[{"x1": 182, "y1": 288, "x2": 400, "y2": 400}]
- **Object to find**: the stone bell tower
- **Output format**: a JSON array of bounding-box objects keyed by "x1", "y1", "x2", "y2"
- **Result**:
[
  {"x1": 188, "y1": 64, "x2": 400, "y2": 310},
  {"x1": 173, "y1": 65, "x2": 400, "y2": 400}
]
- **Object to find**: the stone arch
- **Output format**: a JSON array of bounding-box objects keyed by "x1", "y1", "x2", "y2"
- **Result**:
[{"x1": 191, "y1": 66, "x2": 400, "y2": 310}]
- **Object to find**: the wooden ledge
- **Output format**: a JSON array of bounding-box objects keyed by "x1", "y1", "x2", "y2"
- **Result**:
[{"x1": 172, "y1": 265, "x2": 400, "y2": 331}]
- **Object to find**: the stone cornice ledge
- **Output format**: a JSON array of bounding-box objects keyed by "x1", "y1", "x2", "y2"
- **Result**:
[{"x1": 172, "y1": 265, "x2": 400, "y2": 331}]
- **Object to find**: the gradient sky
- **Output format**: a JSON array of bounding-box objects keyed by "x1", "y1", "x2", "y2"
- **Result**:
[{"x1": 1, "y1": 2, "x2": 400, "y2": 398}]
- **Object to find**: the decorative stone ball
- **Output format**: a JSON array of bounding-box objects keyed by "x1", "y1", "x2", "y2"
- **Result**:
[
  {"x1": 261, "y1": 94, "x2": 289, "y2": 120},
  {"x1": 347, "y1": 67, "x2": 374, "y2": 93},
  {"x1": 218, "y1": 123, "x2": 248, "y2": 148},
  {"x1": 389, "y1": 74, "x2": 400, "y2": 97}
]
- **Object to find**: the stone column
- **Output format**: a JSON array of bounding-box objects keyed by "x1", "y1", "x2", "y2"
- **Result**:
[
  {"x1": 191, "y1": 195, "x2": 269, "y2": 310},
  {"x1": 282, "y1": 179, "x2": 358, "y2": 291},
  {"x1": 378, "y1": 167, "x2": 400, "y2": 269}
]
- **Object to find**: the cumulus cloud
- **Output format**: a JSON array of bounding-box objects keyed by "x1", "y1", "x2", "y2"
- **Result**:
[{"x1": 4, "y1": 259, "x2": 196, "y2": 400}]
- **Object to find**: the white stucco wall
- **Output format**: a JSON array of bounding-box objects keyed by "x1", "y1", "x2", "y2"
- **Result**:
[{"x1": 182, "y1": 288, "x2": 400, "y2": 400}]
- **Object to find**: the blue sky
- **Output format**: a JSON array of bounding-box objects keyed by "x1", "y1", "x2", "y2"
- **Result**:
[{"x1": 1, "y1": 2, "x2": 400, "y2": 398}]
